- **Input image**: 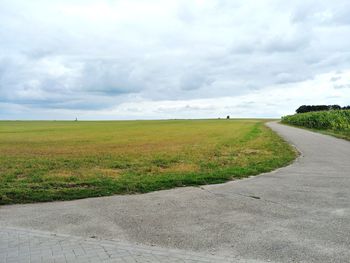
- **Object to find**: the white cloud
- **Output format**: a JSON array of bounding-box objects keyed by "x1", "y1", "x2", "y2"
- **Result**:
[{"x1": 0, "y1": 0, "x2": 350, "y2": 119}]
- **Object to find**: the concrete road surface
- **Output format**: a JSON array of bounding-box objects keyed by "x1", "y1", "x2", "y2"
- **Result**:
[{"x1": 0, "y1": 122, "x2": 349, "y2": 262}]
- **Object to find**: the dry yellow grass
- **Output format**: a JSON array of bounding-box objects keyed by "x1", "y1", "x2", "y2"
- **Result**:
[{"x1": 0, "y1": 119, "x2": 296, "y2": 204}]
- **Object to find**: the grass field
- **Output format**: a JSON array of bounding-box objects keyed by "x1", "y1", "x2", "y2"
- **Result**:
[
  {"x1": 281, "y1": 110, "x2": 350, "y2": 141},
  {"x1": 0, "y1": 119, "x2": 296, "y2": 205}
]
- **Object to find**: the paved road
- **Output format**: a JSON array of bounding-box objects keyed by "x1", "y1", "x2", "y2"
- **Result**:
[{"x1": 1, "y1": 122, "x2": 349, "y2": 262}]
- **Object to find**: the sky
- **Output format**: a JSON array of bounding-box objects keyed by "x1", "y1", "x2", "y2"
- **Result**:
[{"x1": 1, "y1": 0, "x2": 350, "y2": 120}]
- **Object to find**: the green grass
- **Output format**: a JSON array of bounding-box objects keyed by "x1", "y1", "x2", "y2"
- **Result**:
[
  {"x1": 281, "y1": 110, "x2": 350, "y2": 140},
  {"x1": 0, "y1": 119, "x2": 296, "y2": 205}
]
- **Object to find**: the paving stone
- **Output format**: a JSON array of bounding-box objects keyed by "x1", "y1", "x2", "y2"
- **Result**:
[{"x1": 0, "y1": 228, "x2": 234, "y2": 263}]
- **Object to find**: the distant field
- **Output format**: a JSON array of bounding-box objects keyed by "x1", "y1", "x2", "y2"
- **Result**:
[
  {"x1": 0, "y1": 119, "x2": 296, "y2": 204},
  {"x1": 282, "y1": 110, "x2": 350, "y2": 141}
]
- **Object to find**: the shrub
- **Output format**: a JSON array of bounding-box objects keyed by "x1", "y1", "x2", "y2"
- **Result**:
[
  {"x1": 296, "y1": 105, "x2": 329, "y2": 113},
  {"x1": 295, "y1": 105, "x2": 349, "y2": 114}
]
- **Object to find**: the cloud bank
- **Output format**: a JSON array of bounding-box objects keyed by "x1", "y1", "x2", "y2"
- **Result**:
[{"x1": 1, "y1": 0, "x2": 350, "y2": 119}]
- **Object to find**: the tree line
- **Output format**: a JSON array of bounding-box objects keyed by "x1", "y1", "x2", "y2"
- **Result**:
[{"x1": 296, "y1": 105, "x2": 350, "y2": 114}]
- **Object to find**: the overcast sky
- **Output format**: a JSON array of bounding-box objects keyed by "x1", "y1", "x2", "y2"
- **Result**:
[{"x1": 1, "y1": 0, "x2": 350, "y2": 120}]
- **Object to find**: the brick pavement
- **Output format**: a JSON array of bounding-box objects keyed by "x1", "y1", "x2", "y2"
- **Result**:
[{"x1": 0, "y1": 228, "x2": 239, "y2": 263}]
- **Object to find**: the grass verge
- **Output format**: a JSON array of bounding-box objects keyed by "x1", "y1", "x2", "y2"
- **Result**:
[{"x1": 280, "y1": 122, "x2": 350, "y2": 141}]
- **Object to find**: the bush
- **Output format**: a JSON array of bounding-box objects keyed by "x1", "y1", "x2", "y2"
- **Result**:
[
  {"x1": 295, "y1": 105, "x2": 346, "y2": 113},
  {"x1": 281, "y1": 110, "x2": 350, "y2": 131}
]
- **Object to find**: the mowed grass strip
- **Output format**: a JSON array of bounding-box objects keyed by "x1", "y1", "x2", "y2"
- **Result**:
[{"x1": 0, "y1": 119, "x2": 296, "y2": 204}]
